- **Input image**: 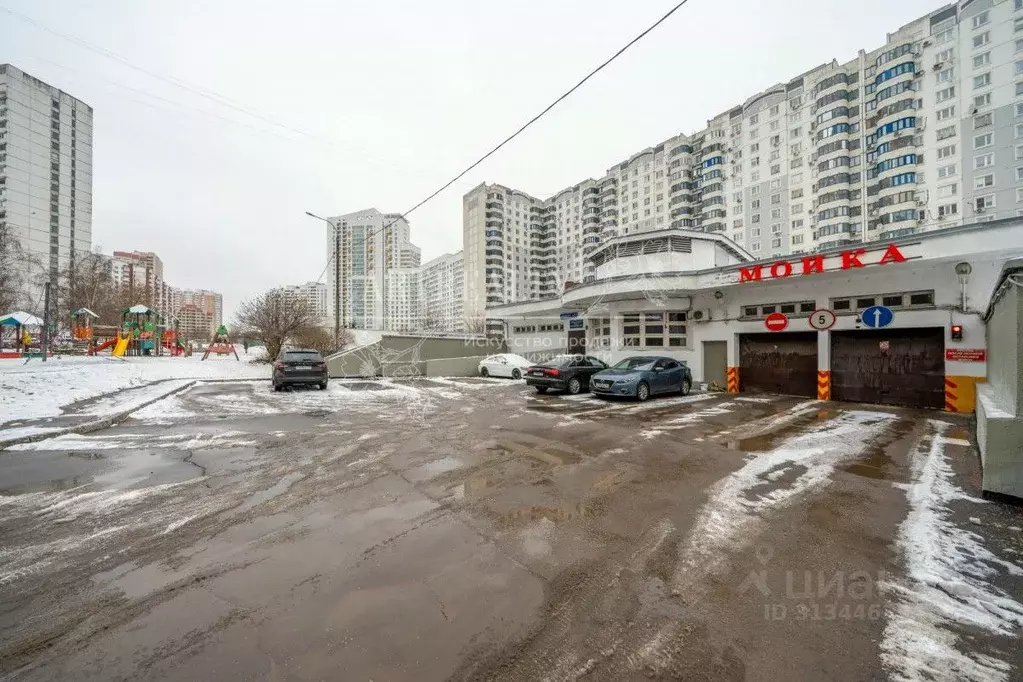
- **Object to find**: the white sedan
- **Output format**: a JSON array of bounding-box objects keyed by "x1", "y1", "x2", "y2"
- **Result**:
[{"x1": 478, "y1": 353, "x2": 533, "y2": 379}]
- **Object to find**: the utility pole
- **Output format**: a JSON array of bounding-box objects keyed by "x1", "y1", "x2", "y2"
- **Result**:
[{"x1": 41, "y1": 281, "x2": 51, "y2": 362}]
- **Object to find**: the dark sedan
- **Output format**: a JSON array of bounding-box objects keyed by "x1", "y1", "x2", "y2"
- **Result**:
[
  {"x1": 590, "y1": 356, "x2": 692, "y2": 401},
  {"x1": 525, "y1": 354, "x2": 608, "y2": 394},
  {"x1": 273, "y1": 348, "x2": 329, "y2": 391}
]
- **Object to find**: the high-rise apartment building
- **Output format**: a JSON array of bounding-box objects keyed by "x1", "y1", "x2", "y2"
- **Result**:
[
  {"x1": 419, "y1": 251, "x2": 464, "y2": 332},
  {"x1": 385, "y1": 269, "x2": 421, "y2": 332},
  {"x1": 170, "y1": 288, "x2": 222, "y2": 329},
  {"x1": 0, "y1": 64, "x2": 93, "y2": 287},
  {"x1": 325, "y1": 208, "x2": 422, "y2": 330},
  {"x1": 277, "y1": 281, "x2": 329, "y2": 323},
  {"x1": 466, "y1": 0, "x2": 1023, "y2": 314},
  {"x1": 111, "y1": 250, "x2": 168, "y2": 311}
]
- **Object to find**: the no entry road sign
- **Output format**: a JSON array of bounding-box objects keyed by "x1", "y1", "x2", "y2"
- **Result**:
[{"x1": 765, "y1": 312, "x2": 789, "y2": 332}]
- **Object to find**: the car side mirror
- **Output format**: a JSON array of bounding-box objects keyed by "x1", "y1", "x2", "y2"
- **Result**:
[{"x1": 654, "y1": 366, "x2": 664, "y2": 372}]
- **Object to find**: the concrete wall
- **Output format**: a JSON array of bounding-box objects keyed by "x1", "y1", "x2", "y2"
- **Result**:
[
  {"x1": 976, "y1": 279, "x2": 1023, "y2": 500},
  {"x1": 424, "y1": 356, "x2": 488, "y2": 377},
  {"x1": 327, "y1": 335, "x2": 506, "y2": 378}
]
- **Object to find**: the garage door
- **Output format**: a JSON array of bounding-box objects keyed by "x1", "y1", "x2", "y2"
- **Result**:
[
  {"x1": 830, "y1": 328, "x2": 945, "y2": 409},
  {"x1": 739, "y1": 332, "x2": 818, "y2": 397}
]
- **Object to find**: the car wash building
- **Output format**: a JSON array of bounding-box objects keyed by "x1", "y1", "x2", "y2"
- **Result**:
[{"x1": 490, "y1": 218, "x2": 1023, "y2": 415}]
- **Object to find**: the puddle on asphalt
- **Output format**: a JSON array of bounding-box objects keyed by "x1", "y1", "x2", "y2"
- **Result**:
[
  {"x1": 451, "y1": 474, "x2": 492, "y2": 500},
  {"x1": 505, "y1": 503, "x2": 590, "y2": 523},
  {"x1": 744, "y1": 464, "x2": 810, "y2": 500},
  {"x1": 727, "y1": 409, "x2": 836, "y2": 452},
  {"x1": 230, "y1": 472, "x2": 305, "y2": 515},
  {"x1": 342, "y1": 382, "x2": 388, "y2": 392},
  {"x1": 67, "y1": 451, "x2": 105, "y2": 460},
  {"x1": 840, "y1": 420, "x2": 913, "y2": 481},
  {"x1": 0, "y1": 475, "x2": 94, "y2": 496},
  {"x1": 422, "y1": 456, "x2": 464, "y2": 475}
]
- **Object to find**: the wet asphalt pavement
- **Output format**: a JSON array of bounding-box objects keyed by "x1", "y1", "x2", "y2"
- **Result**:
[{"x1": 0, "y1": 378, "x2": 1021, "y2": 681}]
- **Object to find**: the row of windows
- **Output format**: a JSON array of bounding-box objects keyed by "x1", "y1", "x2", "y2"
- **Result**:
[
  {"x1": 875, "y1": 61, "x2": 915, "y2": 85},
  {"x1": 878, "y1": 172, "x2": 916, "y2": 189},
  {"x1": 870, "y1": 135, "x2": 915, "y2": 161},
  {"x1": 831, "y1": 291, "x2": 934, "y2": 313},
  {"x1": 622, "y1": 312, "x2": 688, "y2": 347},
  {"x1": 817, "y1": 122, "x2": 856, "y2": 141},
  {"x1": 876, "y1": 116, "x2": 916, "y2": 138},
  {"x1": 875, "y1": 154, "x2": 917, "y2": 174},
  {"x1": 876, "y1": 43, "x2": 914, "y2": 67},
  {"x1": 511, "y1": 323, "x2": 564, "y2": 333},
  {"x1": 742, "y1": 301, "x2": 816, "y2": 319},
  {"x1": 876, "y1": 80, "x2": 916, "y2": 103}
]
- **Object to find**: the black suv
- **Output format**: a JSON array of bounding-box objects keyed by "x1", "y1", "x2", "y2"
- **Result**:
[
  {"x1": 524, "y1": 354, "x2": 608, "y2": 395},
  {"x1": 273, "y1": 349, "x2": 328, "y2": 391}
]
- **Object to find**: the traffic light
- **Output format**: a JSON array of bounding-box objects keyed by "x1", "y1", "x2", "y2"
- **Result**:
[{"x1": 950, "y1": 324, "x2": 963, "y2": 341}]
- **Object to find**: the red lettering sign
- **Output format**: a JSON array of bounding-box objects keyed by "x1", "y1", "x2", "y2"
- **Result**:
[
  {"x1": 739, "y1": 265, "x2": 763, "y2": 283},
  {"x1": 801, "y1": 255, "x2": 824, "y2": 275},
  {"x1": 841, "y1": 249, "x2": 866, "y2": 270},
  {"x1": 738, "y1": 244, "x2": 909, "y2": 283},
  {"x1": 945, "y1": 348, "x2": 986, "y2": 362},
  {"x1": 879, "y1": 244, "x2": 908, "y2": 264}
]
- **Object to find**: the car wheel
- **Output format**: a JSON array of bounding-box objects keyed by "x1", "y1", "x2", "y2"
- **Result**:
[
  {"x1": 636, "y1": 381, "x2": 650, "y2": 401},
  {"x1": 535, "y1": 386, "x2": 548, "y2": 394},
  {"x1": 273, "y1": 383, "x2": 282, "y2": 392},
  {"x1": 511, "y1": 368, "x2": 521, "y2": 380},
  {"x1": 681, "y1": 378, "x2": 691, "y2": 396},
  {"x1": 319, "y1": 381, "x2": 328, "y2": 390},
  {"x1": 480, "y1": 366, "x2": 489, "y2": 377},
  {"x1": 567, "y1": 377, "x2": 582, "y2": 394}
]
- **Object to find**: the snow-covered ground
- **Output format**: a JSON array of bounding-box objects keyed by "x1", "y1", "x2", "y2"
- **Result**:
[{"x1": 0, "y1": 353, "x2": 267, "y2": 425}]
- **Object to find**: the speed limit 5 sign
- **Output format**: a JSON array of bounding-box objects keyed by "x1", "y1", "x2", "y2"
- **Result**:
[{"x1": 809, "y1": 309, "x2": 837, "y2": 330}]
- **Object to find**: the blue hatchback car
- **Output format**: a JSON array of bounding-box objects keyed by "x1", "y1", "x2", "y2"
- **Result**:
[{"x1": 589, "y1": 356, "x2": 693, "y2": 401}]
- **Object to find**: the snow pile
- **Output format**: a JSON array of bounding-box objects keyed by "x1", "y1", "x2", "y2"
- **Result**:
[
  {"x1": 0, "y1": 355, "x2": 267, "y2": 424},
  {"x1": 881, "y1": 420, "x2": 1023, "y2": 682}
]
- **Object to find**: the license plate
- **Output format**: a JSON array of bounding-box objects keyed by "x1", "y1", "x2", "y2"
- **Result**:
[
  {"x1": 594, "y1": 382, "x2": 609, "y2": 389},
  {"x1": 530, "y1": 370, "x2": 544, "y2": 376}
]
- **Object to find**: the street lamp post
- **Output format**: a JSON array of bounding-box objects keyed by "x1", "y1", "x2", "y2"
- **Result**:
[{"x1": 305, "y1": 211, "x2": 346, "y2": 349}]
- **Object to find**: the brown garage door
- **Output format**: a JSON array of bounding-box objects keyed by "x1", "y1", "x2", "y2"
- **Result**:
[
  {"x1": 739, "y1": 332, "x2": 818, "y2": 397},
  {"x1": 830, "y1": 328, "x2": 945, "y2": 409}
]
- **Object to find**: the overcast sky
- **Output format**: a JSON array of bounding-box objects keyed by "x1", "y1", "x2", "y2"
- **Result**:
[{"x1": 1, "y1": 0, "x2": 944, "y2": 318}]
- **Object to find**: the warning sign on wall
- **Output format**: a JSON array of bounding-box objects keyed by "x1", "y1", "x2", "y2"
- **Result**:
[{"x1": 945, "y1": 348, "x2": 986, "y2": 362}]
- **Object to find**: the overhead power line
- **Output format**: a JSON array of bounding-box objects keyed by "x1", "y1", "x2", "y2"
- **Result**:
[{"x1": 354, "y1": 0, "x2": 695, "y2": 242}]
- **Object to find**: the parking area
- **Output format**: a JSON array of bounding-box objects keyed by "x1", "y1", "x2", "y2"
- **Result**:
[{"x1": 1, "y1": 378, "x2": 1021, "y2": 681}]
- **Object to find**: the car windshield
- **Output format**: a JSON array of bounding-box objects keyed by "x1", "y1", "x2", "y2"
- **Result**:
[
  {"x1": 611, "y1": 357, "x2": 657, "y2": 371},
  {"x1": 547, "y1": 355, "x2": 580, "y2": 367},
  {"x1": 282, "y1": 351, "x2": 322, "y2": 362}
]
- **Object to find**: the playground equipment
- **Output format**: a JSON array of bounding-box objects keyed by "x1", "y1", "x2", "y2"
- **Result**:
[
  {"x1": 201, "y1": 324, "x2": 239, "y2": 361},
  {"x1": 71, "y1": 308, "x2": 100, "y2": 354},
  {"x1": 160, "y1": 327, "x2": 186, "y2": 356},
  {"x1": 0, "y1": 310, "x2": 44, "y2": 359}
]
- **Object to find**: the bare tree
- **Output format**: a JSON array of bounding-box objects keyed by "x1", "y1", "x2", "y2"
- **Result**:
[
  {"x1": 291, "y1": 324, "x2": 354, "y2": 356},
  {"x1": 462, "y1": 314, "x2": 486, "y2": 335},
  {"x1": 0, "y1": 222, "x2": 37, "y2": 314},
  {"x1": 234, "y1": 289, "x2": 317, "y2": 361}
]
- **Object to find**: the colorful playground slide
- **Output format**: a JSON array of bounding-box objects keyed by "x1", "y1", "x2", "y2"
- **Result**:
[
  {"x1": 92, "y1": 338, "x2": 117, "y2": 354},
  {"x1": 112, "y1": 336, "x2": 130, "y2": 357}
]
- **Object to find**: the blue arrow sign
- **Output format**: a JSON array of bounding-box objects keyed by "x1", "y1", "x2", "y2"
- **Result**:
[{"x1": 861, "y1": 305, "x2": 894, "y2": 329}]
